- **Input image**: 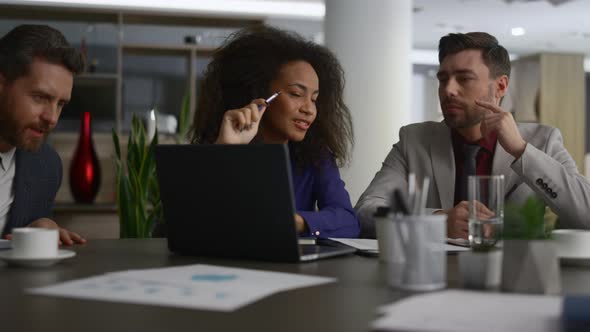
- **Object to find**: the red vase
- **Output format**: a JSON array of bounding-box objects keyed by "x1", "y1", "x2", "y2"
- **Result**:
[{"x1": 70, "y1": 111, "x2": 101, "y2": 203}]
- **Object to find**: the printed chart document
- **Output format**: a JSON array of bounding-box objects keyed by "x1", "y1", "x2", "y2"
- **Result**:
[
  {"x1": 29, "y1": 264, "x2": 335, "y2": 311},
  {"x1": 330, "y1": 238, "x2": 469, "y2": 253},
  {"x1": 372, "y1": 290, "x2": 562, "y2": 332}
]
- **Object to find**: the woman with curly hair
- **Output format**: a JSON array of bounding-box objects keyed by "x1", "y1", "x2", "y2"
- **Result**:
[{"x1": 190, "y1": 25, "x2": 359, "y2": 238}]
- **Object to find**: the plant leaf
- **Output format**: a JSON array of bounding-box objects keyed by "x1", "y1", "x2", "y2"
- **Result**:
[
  {"x1": 116, "y1": 165, "x2": 134, "y2": 238},
  {"x1": 177, "y1": 91, "x2": 191, "y2": 143},
  {"x1": 139, "y1": 132, "x2": 157, "y2": 194},
  {"x1": 112, "y1": 128, "x2": 121, "y2": 161}
]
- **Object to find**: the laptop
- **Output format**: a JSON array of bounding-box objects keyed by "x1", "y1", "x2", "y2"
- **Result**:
[{"x1": 154, "y1": 144, "x2": 356, "y2": 262}]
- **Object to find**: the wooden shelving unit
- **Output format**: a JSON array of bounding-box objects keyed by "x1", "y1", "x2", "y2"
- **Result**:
[
  {"x1": 0, "y1": 3, "x2": 261, "y2": 134},
  {"x1": 121, "y1": 43, "x2": 217, "y2": 56},
  {"x1": 0, "y1": 3, "x2": 262, "y2": 211},
  {"x1": 76, "y1": 73, "x2": 120, "y2": 80}
]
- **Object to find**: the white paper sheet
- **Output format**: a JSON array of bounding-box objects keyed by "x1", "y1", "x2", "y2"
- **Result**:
[
  {"x1": 372, "y1": 290, "x2": 562, "y2": 332},
  {"x1": 330, "y1": 238, "x2": 469, "y2": 253},
  {"x1": 446, "y1": 237, "x2": 469, "y2": 247},
  {"x1": 29, "y1": 264, "x2": 335, "y2": 311},
  {"x1": 329, "y1": 238, "x2": 378, "y2": 251}
]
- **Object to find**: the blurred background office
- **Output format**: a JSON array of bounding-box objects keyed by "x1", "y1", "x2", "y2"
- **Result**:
[{"x1": 0, "y1": 0, "x2": 587, "y2": 238}]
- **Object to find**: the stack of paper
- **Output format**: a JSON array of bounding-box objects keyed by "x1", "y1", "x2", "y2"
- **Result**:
[
  {"x1": 372, "y1": 290, "x2": 562, "y2": 332},
  {"x1": 29, "y1": 264, "x2": 335, "y2": 311}
]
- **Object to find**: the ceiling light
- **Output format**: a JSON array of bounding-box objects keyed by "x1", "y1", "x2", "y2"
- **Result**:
[
  {"x1": 10, "y1": 0, "x2": 325, "y2": 19},
  {"x1": 511, "y1": 27, "x2": 526, "y2": 36},
  {"x1": 503, "y1": 0, "x2": 574, "y2": 6}
]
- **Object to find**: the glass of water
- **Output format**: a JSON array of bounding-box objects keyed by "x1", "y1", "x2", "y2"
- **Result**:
[{"x1": 468, "y1": 175, "x2": 504, "y2": 250}]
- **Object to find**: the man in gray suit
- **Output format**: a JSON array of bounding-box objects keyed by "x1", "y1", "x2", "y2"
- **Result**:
[
  {"x1": 356, "y1": 32, "x2": 590, "y2": 239},
  {"x1": 0, "y1": 25, "x2": 86, "y2": 245}
]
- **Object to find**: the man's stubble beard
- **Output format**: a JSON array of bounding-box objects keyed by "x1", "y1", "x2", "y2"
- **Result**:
[
  {"x1": 443, "y1": 83, "x2": 495, "y2": 129},
  {"x1": 0, "y1": 98, "x2": 48, "y2": 152}
]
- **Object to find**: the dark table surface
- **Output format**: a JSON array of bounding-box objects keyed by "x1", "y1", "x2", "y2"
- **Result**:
[{"x1": 1, "y1": 239, "x2": 589, "y2": 332}]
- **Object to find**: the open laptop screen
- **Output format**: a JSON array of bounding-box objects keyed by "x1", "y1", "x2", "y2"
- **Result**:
[{"x1": 155, "y1": 144, "x2": 303, "y2": 262}]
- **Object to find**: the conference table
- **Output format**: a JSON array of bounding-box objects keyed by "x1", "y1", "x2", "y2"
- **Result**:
[{"x1": 1, "y1": 239, "x2": 590, "y2": 332}]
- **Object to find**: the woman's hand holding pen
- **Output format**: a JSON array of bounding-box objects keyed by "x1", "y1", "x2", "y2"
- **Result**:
[{"x1": 215, "y1": 98, "x2": 267, "y2": 144}]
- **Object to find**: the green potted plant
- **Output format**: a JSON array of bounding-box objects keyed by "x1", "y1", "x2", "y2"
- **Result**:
[
  {"x1": 112, "y1": 115, "x2": 162, "y2": 238},
  {"x1": 501, "y1": 197, "x2": 561, "y2": 294}
]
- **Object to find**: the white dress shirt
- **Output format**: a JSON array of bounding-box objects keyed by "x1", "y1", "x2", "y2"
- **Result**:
[{"x1": 0, "y1": 147, "x2": 16, "y2": 234}]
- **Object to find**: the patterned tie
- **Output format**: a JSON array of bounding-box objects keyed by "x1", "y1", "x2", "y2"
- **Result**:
[{"x1": 458, "y1": 144, "x2": 481, "y2": 202}]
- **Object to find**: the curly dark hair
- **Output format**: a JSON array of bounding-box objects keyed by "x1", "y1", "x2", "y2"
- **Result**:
[{"x1": 190, "y1": 25, "x2": 353, "y2": 168}]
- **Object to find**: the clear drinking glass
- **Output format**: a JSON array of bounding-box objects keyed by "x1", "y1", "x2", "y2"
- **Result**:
[{"x1": 468, "y1": 175, "x2": 504, "y2": 250}]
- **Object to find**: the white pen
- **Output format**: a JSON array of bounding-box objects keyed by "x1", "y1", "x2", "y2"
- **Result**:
[
  {"x1": 241, "y1": 91, "x2": 282, "y2": 132},
  {"x1": 408, "y1": 173, "x2": 416, "y2": 214},
  {"x1": 419, "y1": 177, "x2": 430, "y2": 215},
  {"x1": 258, "y1": 91, "x2": 281, "y2": 110}
]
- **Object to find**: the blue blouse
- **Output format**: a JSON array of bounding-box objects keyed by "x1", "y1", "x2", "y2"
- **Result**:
[{"x1": 291, "y1": 156, "x2": 360, "y2": 238}]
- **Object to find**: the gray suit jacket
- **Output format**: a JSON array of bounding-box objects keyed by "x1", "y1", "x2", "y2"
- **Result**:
[
  {"x1": 355, "y1": 121, "x2": 590, "y2": 238},
  {"x1": 1, "y1": 144, "x2": 62, "y2": 236}
]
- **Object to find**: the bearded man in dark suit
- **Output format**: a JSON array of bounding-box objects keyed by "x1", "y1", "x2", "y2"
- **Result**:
[{"x1": 0, "y1": 24, "x2": 86, "y2": 245}]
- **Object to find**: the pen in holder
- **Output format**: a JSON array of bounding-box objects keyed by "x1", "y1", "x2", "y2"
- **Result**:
[{"x1": 407, "y1": 174, "x2": 430, "y2": 215}]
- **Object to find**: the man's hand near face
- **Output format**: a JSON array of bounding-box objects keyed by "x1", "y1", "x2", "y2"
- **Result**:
[
  {"x1": 5, "y1": 218, "x2": 86, "y2": 245},
  {"x1": 477, "y1": 99, "x2": 527, "y2": 159}
]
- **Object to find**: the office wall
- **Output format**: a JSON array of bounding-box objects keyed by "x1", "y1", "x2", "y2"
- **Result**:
[
  {"x1": 412, "y1": 65, "x2": 442, "y2": 123},
  {"x1": 586, "y1": 74, "x2": 590, "y2": 154}
]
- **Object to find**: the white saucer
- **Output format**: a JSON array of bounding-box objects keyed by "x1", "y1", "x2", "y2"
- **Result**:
[
  {"x1": 0, "y1": 249, "x2": 76, "y2": 267},
  {"x1": 558, "y1": 255, "x2": 590, "y2": 267},
  {"x1": 553, "y1": 229, "x2": 590, "y2": 267},
  {"x1": 0, "y1": 239, "x2": 10, "y2": 249}
]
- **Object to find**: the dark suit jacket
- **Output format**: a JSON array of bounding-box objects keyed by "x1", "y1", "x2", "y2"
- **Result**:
[{"x1": 1, "y1": 144, "x2": 62, "y2": 236}]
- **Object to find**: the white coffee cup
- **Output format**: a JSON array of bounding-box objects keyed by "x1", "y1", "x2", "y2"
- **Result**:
[
  {"x1": 11, "y1": 228, "x2": 59, "y2": 258},
  {"x1": 552, "y1": 229, "x2": 590, "y2": 258}
]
